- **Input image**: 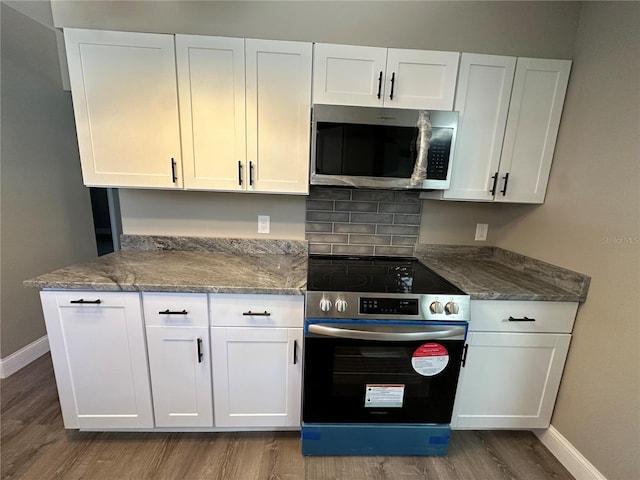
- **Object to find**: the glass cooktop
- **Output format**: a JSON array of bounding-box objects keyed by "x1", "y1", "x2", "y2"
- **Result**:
[{"x1": 306, "y1": 255, "x2": 465, "y2": 295}]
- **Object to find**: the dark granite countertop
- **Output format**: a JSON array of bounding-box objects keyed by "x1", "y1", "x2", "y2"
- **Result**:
[
  {"x1": 415, "y1": 245, "x2": 590, "y2": 302},
  {"x1": 24, "y1": 237, "x2": 308, "y2": 296},
  {"x1": 24, "y1": 236, "x2": 589, "y2": 302}
]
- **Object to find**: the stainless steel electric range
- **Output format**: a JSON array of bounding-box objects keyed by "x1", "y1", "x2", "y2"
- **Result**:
[{"x1": 301, "y1": 255, "x2": 470, "y2": 456}]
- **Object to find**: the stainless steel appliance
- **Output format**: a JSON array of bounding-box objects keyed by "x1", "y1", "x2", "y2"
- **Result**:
[
  {"x1": 302, "y1": 255, "x2": 470, "y2": 456},
  {"x1": 310, "y1": 104, "x2": 458, "y2": 190}
]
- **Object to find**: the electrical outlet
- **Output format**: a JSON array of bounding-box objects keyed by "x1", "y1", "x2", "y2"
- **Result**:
[
  {"x1": 258, "y1": 215, "x2": 270, "y2": 234},
  {"x1": 475, "y1": 223, "x2": 488, "y2": 241}
]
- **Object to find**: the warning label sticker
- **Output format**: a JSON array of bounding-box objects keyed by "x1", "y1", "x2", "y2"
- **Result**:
[
  {"x1": 411, "y1": 343, "x2": 449, "y2": 377},
  {"x1": 364, "y1": 384, "x2": 405, "y2": 408}
]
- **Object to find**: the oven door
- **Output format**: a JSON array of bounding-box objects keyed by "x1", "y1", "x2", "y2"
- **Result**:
[{"x1": 303, "y1": 320, "x2": 467, "y2": 424}]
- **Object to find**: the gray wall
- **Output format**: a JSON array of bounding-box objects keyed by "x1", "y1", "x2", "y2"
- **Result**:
[
  {"x1": 50, "y1": 0, "x2": 580, "y2": 58},
  {"x1": 494, "y1": 4, "x2": 640, "y2": 479},
  {"x1": 0, "y1": 2, "x2": 97, "y2": 358}
]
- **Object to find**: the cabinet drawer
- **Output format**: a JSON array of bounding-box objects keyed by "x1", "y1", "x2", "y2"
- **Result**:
[
  {"x1": 469, "y1": 300, "x2": 578, "y2": 333},
  {"x1": 209, "y1": 294, "x2": 304, "y2": 327},
  {"x1": 143, "y1": 293, "x2": 208, "y2": 327}
]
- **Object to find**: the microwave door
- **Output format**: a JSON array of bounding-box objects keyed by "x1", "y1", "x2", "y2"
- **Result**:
[{"x1": 313, "y1": 122, "x2": 419, "y2": 189}]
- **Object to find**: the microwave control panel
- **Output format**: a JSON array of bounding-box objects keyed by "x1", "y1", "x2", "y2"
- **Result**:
[{"x1": 426, "y1": 128, "x2": 453, "y2": 180}]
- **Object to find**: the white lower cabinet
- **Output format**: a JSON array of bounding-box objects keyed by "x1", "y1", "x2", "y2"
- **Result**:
[
  {"x1": 40, "y1": 291, "x2": 154, "y2": 429},
  {"x1": 210, "y1": 327, "x2": 303, "y2": 427},
  {"x1": 209, "y1": 294, "x2": 304, "y2": 428},
  {"x1": 143, "y1": 293, "x2": 213, "y2": 427},
  {"x1": 451, "y1": 300, "x2": 578, "y2": 429}
]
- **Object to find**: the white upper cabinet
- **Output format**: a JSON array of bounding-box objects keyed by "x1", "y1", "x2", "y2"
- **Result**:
[
  {"x1": 177, "y1": 36, "x2": 311, "y2": 194},
  {"x1": 245, "y1": 39, "x2": 312, "y2": 194},
  {"x1": 443, "y1": 54, "x2": 516, "y2": 201},
  {"x1": 176, "y1": 35, "x2": 246, "y2": 191},
  {"x1": 497, "y1": 58, "x2": 571, "y2": 203},
  {"x1": 64, "y1": 29, "x2": 182, "y2": 189},
  {"x1": 313, "y1": 44, "x2": 388, "y2": 107},
  {"x1": 385, "y1": 48, "x2": 459, "y2": 110},
  {"x1": 66, "y1": 30, "x2": 311, "y2": 194},
  {"x1": 313, "y1": 43, "x2": 459, "y2": 110},
  {"x1": 426, "y1": 55, "x2": 571, "y2": 204}
]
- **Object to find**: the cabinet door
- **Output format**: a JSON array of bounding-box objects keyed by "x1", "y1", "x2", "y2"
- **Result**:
[
  {"x1": 146, "y1": 326, "x2": 213, "y2": 427},
  {"x1": 245, "y1": 39, "x2": 312, "y2": 194},
  {"x1": 40, "y1": 291, "x2": 153, "y2": 429},
  {"x1": 385, "y1": 49, "x2": 459, "y2": 110},
  {"x1": 451, "y1": 332, "x2": 571, "y2": 430},
  {"x1": 176, "y1": 35, "x2": 247, "y2": 191},
  {"x1": 64, "y1": 29, "x2": 182, "y2": 188},
  {"x1": 312, "y1": 43, "x2": 388, "y2": 107},
  {"x1": 211, "y1": 327, "x2": 303, "y2": 427},
  {"x1": 497, "y1": 58, "x2": 571, "y2": 204},
  {"x1": 444, "y1": 54, "x2": 516, "y2": 201}
]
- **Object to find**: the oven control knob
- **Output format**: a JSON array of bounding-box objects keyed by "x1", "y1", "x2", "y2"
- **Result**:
[
  {"x1": 429, "y1": 301, "x2": 443, "y2": 314},
  {"x1": 319, "y1": 297, "x2": 333, "y2": 313},
  {"x1": 445, "y1": 301, "x2": 459, "y2": 315},
  {"x1": 335, "y1": 299, "x2": 348, "y2": 313}
]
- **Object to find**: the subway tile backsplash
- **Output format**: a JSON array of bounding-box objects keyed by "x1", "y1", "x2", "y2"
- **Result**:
[{"x1": 305, "y1": 187, "x2": 422, "y2": 256}]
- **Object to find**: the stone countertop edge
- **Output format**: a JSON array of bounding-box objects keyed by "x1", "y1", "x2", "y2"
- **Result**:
[{"x1": 415, "y1": 244, "x2": 590, "y2": 303}]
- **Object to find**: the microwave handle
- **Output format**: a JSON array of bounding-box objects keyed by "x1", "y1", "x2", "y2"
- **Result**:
[{"x1": 307, "y1": 324, "x2": 465, "y2": 342}]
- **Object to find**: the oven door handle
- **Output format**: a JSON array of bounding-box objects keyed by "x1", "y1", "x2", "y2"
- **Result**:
[{"x1": 307, "y1": 324, "x2": 466, "y2": 341}]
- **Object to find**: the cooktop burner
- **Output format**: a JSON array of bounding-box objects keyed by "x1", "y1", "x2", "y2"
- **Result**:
[{"x1": 306, "y1": 255, "x2": 464, "y2": 295}]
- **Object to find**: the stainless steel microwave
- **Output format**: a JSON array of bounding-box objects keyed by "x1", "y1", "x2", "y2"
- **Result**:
[{"x1": 310, "y1": 104, "x2": 458, "y2": 190}]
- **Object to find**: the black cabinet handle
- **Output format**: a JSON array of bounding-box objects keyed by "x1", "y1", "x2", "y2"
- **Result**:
[
  {"x1": 70, "y1": 299, "x2": 102, "y2": 304},
  {"x1": 242, "y1": 310, "x2": 271, "y2": 316},
  {"x1": 500, "y1": 172, "x2": 510, "y2": 196},
  {"x1": 171, "y1": 158, "x2": 177, "y2": 183},
  {"x1": 376, "y1": 71, "x2": 383, "y2": 99},
  {"x1": 490, "y1": 172, "x2": 499, "y2": 196},
  {"x1": 238, "y1": 161, "x2": 243, "y2": 186},
  {"x1": 389, "y1": 72, "x2": 396, "y2": 100},
  {"x1": 158, "y1": 309, "x2": 188, "y2": 315},
  {"x1": 508, "y1": 316, "x2": 536, "y2": 322},
  {"x1": 293, "y1": 340, "x2": 298, "y2": 365},
  {"x1": 461, "y1": 343, "x2": 469, "y2": 367},
  {"x1": 197, "y1": 337, "x2": 203, "y2": 363},
  {"x1": 249, "y1": 161, "x2": 254, "y2": 186}
]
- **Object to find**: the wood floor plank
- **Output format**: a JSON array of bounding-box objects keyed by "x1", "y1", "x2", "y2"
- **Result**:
[{"x1": 0, "y1": 355, "x2": 575, "y2": 480}]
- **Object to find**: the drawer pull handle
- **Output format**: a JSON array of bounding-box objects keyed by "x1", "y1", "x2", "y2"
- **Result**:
[
  {"x1": 508, "y1": 316, "x2": 535, "y2": 322},
  {"x1": 70, "y1": 299, "x2": 102, "y2": 304},
  {"x1": 159, "y1": 309, "x2": 188, "y2": 315},
  {"x1": 242, "y1": 310, "x2": 271, "y2": 317}
]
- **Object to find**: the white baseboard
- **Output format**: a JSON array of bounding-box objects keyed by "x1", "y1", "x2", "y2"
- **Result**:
[
  {"x1": 0, "y1": 335, "x2": 50, "y2": 378},
  {"x1": 535, "y1": 426, "x2": 607, "y2": 480}
]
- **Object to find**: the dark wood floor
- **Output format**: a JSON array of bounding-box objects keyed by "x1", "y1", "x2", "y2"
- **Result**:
[{"x1": 1, "y1": 354, "x2": 574, "y2": 480}]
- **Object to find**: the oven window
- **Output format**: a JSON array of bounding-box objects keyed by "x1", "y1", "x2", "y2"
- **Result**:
[{"x1": 303, "y1": 337, "x2": 464, "y2": 424}]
